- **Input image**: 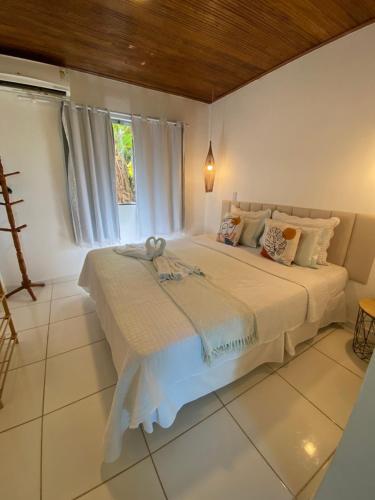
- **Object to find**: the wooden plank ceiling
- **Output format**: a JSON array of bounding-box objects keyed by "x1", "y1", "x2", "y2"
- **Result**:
[{"x1": 0, "y1": 0, "x2": 375, "y2": 102}]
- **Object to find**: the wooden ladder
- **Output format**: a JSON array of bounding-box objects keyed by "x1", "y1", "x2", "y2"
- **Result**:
[
  {"x1": 0, "y1": 157, "x2": 45, "y2": 300},
  {"x1": 0, "y1": 280, "x2": 18, "y2": 409}
]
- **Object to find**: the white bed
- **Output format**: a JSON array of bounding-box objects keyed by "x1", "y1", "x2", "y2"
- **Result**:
[{"x1": 79, "y1": 233, "x2": 348, "y2": 462}]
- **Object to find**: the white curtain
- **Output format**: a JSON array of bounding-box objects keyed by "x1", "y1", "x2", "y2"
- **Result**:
[
  {"x1": 132, "y1": 116, "x2": 183, "y2": 237},
  {"x1": 62, "y1": 103, "x2": 120, "y2": 246}
]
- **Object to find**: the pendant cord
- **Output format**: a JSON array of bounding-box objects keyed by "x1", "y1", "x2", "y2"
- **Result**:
[{"x1": 209, "y1": 87, "x2": 214, "y2": 141}]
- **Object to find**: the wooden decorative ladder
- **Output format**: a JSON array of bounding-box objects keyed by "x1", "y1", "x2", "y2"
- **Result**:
[
  {"x1": 0, "y1": 157, "x2": 45, "y2": 300},
  {"x1": 0, "y1": 279, "x2": 18, "y2": 409}
]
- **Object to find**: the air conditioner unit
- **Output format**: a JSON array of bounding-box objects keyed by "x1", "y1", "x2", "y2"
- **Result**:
[
  {"x1": 0, "y1": 72, "x2": 70, "y2": 98},
  {"x1": 0, "y1": 55, "x2": 70, "y2": 99}
]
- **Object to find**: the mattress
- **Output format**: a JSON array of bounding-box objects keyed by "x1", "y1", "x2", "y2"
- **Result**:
[{"x1": 79, "y1": 234, "x2": 348, "y2": 461}]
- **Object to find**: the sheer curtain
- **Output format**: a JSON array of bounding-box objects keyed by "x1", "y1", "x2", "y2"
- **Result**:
[
  {"x1": 62, "y1": 103, "x2": 120, "y2": 246},
  {"x1": 132, "y1": 116, "x2": 183, "y2": 238}
]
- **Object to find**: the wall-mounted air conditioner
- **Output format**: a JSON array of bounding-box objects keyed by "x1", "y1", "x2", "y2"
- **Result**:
[{"x1": 0, "y1": 55, "x2": 70, "y2": 99}]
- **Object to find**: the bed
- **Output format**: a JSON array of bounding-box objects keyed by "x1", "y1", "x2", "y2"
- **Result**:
[{"x1": 79, "y1": 200, "x2": 375, "y2": 462}]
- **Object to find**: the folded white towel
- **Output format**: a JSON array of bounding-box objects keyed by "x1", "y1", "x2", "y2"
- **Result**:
[
  {"x1": 115, "y1": 236, "x2": 167, "y2": 261},
  {"x1": 145, "y1": 236, "x2": 166, "y2": 258},
  {"x1": 153, "y1": 255, "x2": 204, "y2": 281},
  {"x1": 115, "y1": 243, "x2": 153, "y2": 260}
]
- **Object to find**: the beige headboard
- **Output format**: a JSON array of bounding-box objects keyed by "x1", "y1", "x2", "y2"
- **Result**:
[{"x1": 222, "y1": 200, "x2": 375, "y2": 284}]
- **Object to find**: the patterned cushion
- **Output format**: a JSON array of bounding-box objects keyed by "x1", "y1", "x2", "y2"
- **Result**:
[
  {"x1": 261, "y1": 219, "x2": 301, "y2": 265},
  {"x1": 217, "y1": 215, "x2": 244, "y2": 246}
]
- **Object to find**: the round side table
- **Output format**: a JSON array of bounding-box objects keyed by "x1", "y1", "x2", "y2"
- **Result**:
[{"x1": 353, "y1": 298, "x2": 375, "y2": 361}]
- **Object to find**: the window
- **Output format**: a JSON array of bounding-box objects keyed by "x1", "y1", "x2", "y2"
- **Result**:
[{"x1": 112, "y1": 119, "x2": 136, "y2": 204}]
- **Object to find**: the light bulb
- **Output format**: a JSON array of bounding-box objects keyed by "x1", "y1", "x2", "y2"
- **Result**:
[{"x1": 207, "y1": 164, "x2": 213, "y2": 171}]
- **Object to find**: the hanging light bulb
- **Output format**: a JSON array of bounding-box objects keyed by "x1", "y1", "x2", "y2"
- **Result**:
[{"x1": 204, "y1": 140, "x2": 216, "y2": 192}]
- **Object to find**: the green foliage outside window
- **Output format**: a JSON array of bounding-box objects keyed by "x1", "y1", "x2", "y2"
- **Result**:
[{"x1": 112, "y1": 122, "x2": 136, "y2": 204}]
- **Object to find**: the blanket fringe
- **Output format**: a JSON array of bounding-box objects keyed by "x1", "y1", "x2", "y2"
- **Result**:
[{"x1": 202, "y1": 333, "x2": 257, "y2": 364}]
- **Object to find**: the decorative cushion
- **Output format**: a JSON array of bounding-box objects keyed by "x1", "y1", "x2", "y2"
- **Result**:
[
  {"x1": 261, "y1": 219, "x2": 302, "y2": 265},
  {"x1": 217, "y1": 215, "x2": 244, "y2": 246},
  {"x1": 272, "y1": 211, "x2": 340, "y2": 265},
  {"x1": 294, "y1": 227, "x2": 321, "y2": 268},
  {"x1": 229, "y1": 205, "x2": 271, "y2": 248}
]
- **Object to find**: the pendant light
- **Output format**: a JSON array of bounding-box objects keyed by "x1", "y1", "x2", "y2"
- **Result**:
[{"x1": 204, "y1": 89, "x2": 216, "y2": 192}]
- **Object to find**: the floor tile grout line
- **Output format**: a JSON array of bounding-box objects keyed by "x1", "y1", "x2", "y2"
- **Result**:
[
  {"x1": 294, "y1": 449, "x2": 336, "y2": 497},
  {"x1": 223, "y1": 405, "x2": 294, "y2": 497},
  {"x1": 13, "y1": 301, "x2": 96, "y2": 333},
  {"x1": 49, "y1": 308, "x2": 96, "y2": 327},
  {"x1": 274, "y1": 370, "x2": 344, "y2": 431},
  {"x1": 8, "y1": 298, "x2": 52, "y2": 311},
  {"x1": 43, "y1": 383, "x2": 117, "y2": 417},
  {"x1": 141, "y1": 426, "x2": 169, "y2": 500},
  {"x1": 7, "y1": 335, "x2": 106, "y2": 373},
  {"x1": 72, "y1": 455, "x2": 150, "y2": 500},
  {"x1": 216, "y1": 330, "x2": 338, "y2": 408},
  {"x1": 13, "y1": 310, "x2": 92, "y2": 334},
  {"x1": 40, "y1": 293, "x2": 53, "y2": 500},
  {"x1": 148, "y1": 403, "x2": 224, "y2": 455},
  {"x1": 267, "y1": 327, "x2": 338, "y2": 372},
  {"x1": 8, "y1": 287, "x2": 86, "y2": 312},
  {"x1": 0, "y1": 384, "x2": 117, "y2": 435},
  {"x1": 311, "y1": 344, "x2": 365, "y2": 380},
  {"x1": 9, "y1": 325, "x2": 338, "y2": 375},
  {"x1": 44, "y1": 400, "x2": 223, "y2": 499},
  {"x1": 216, "y1": 371, "x2": 274, "y2": 406},
  {"x1": 14, "y1": 304, "x2": 96, "y2": 334},
  {"x1": 46, "y1": 337, "x2": 106, "y2": 361},
  {"x1": 7, "y1": 288, "x2": 53, "y2": 311},
  {"x1": 8, "y1": 357, "x2": 46, "y2": 373},
  {"x1": 0, "y1": 415, "x2": 42, "y2": 435}
]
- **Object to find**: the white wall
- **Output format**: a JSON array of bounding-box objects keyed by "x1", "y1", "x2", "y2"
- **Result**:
[
  {"x1": 0, "y1": 60, "x2": 208, "y2": 285},
  {"x1": 207, "y1": 24, "x2": 375, "y2": 322}
]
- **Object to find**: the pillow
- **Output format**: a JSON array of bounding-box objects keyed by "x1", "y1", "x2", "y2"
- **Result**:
[
  {"x1": 229, "y1": 205, "x2": 271, "y2": 248},
  {"x1": 294, "y1": 227, "x2": 321, "y2": 268},
  {"x1": 261, "y1": 219, "x2": 301, "y2": 265},
  {"x1": 272, "y1": 210, "x2": 340, "y2": 265},
  {"x1": 217, "y1": 215, "x2": 244, "y2": 246}
]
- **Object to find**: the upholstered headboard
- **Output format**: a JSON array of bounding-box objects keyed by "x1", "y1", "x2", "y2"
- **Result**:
[{"x1": 222, "y1": 200, "x2": 375, "y2": 284}]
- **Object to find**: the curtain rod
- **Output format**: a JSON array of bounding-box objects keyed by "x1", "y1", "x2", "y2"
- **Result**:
[
  {"x1": 62, "y1": 101, "x2": 188, "y2": 127},
  {"x1": 13, "y1": 90, "x2": 188, "y2": 126},
  {"x1": 110, "y1": 110, "x2": 187, "y2": 127}
]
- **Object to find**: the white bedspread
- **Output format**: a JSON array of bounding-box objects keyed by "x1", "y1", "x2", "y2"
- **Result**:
[{"x1": 78, "y1": 234, "x2": 348, "y2": 462}]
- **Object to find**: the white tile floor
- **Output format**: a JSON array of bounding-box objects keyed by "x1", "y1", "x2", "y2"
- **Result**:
[{"x1": 0, "y1": 281, "x2": 367, "y2": 500}]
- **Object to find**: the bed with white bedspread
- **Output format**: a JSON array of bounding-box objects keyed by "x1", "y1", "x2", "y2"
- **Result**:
[{"x1": 79, "y1": 233, "x2": 348, "y2": 462}]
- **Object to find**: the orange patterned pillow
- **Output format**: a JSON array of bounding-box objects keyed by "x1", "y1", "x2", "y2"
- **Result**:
[
  {"x1": 217, "y1": 215, "x2": 244, "y2": 246},
  {"x1": 261, "y1": 219, "x2": 301, "y2": 265}
]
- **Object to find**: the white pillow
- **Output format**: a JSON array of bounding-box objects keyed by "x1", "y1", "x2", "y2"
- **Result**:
[
  {"x1": 294, "y1": 227, "x2": 321, "y2": 268},
  {"x1": 272, "y1": 210, "x2": 340, "y2": 265},
  {"x1": 229, "y1": 205, "x2": 271, "y2": 248}
]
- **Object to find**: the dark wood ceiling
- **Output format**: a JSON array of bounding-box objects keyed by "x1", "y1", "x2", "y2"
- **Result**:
[{"x1": 1, "y1": 1, "x2": 375, "y2": 102}]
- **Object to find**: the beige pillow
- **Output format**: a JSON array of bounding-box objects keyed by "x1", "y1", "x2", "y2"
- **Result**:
[
  {"x1": 272, "y1": 210, "x2": 340, "y2": 265},
  {"x1": 229, "y1": 205, "x2": 271, "y2": 248},
  {"x1": 217, "y1": 215, "x2": 244, "y2": 246},
  {"x1": 261, "y1": 219, "x2": 301, "y2": 265}
]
